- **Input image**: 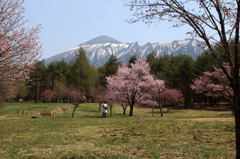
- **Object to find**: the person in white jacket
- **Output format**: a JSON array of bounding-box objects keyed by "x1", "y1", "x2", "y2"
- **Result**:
[{"x1": 102, "y1": 102, "x2": 108, "y2": 118}]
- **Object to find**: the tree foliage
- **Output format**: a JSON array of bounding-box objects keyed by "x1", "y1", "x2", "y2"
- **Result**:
[{"x1": 0, "y1": 0, "x2": 42, "y2": 103}]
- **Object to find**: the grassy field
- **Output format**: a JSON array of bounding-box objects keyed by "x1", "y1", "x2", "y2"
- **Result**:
[{"x1": 0, "y1": 102, "x2": 235, "y2": 159}]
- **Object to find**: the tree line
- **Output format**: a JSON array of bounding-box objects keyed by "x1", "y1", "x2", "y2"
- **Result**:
[{"x1": 8, "y1": 44, "x2": 231, "y2": 111}]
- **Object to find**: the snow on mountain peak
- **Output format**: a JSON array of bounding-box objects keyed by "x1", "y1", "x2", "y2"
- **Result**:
[{"x1": 45, "y1": 38, "x2": 206, "y2": 67}]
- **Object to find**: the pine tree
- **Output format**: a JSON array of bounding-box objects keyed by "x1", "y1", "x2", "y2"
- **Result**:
[{"x1": 72, "y1": 47, "x2": 96, "y2": 102}]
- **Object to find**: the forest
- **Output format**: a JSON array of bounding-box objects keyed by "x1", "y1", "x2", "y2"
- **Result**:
[{"x1": 3, "y1": 42, "x2": 233, "y2": 116}]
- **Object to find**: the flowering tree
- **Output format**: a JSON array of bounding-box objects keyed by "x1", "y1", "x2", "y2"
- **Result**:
[
  {"x1": 191, "y1": 63, "x2": 234, "y2": 114},
  {"x1": 116, "y1": 92, "x2": 129, "y2": 115},
  {"x1": 191, "y1": 63, "x2": 233, "y2": 99},
  {"x1": 95, "y1": 88, "x2": 109, "y2": 112},
  {"x1": 161, "y1": 88, "x2": 183, "y2": 112},
  {"x1": 0, "y1": 0, "x2": 42, "y2": 103},
  {"x1": 96, "y1": 89, "x2": 117, "y2": 115},
  {"x1": 106, "y1": 58, "x2": 155, "y2": 116},
  {"x1": 147, "y1": 79, "x2": 165, "y2": 116},
  {"x1": 141, "y1": 80, "x2": 183, "y2": 116},
  {"x1": 67, "y1": 88, "x2": 86, "y2": 117},
  {"x1": 41, "y1": 89, "x2": 55, "y2": 107},
  {"x1": 125, "y1": 0, "x2": 240, "y2": 156},
  {"x1": 139, "y1": 98, "x2": 158, "y2": 116},
  {"x1": 0, "y1": 0, "x2": 42, "y2": 82}
]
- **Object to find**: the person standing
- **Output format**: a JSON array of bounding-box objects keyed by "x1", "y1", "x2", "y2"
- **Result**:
[{"x1": 102, "y1": 102, "x2": 108, "y2": 118}]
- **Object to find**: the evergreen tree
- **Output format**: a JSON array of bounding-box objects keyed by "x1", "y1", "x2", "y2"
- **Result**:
[
  {"x1": 146, "y1": 51, "x2": 158, "y2": 75},
  {"x1": 97, "y1": 54, "x2": 121, "y2": 87},
  {"x1": 72, "y1": 47, "x2": 96, "y2": 102},
  {"x1": 104, "y1": 54, "x2": 121, "y2": 77},
  {"x1": 128, "y1": 55, "x2": 137, "y2": 67},
  {"x1": 194, "y1": 51, "x2": 218, "y2": 75},
  {"x1": 28, "y1": 60, "x2": 47, "y2": 103}
]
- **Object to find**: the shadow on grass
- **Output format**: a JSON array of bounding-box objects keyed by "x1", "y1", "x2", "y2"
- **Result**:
[
  {"x1": 217, "y1": 114, "x2": 234, "y2": 117},
  {"x1": 171, "y1": 105, "x2": 232, "y2": 111}
]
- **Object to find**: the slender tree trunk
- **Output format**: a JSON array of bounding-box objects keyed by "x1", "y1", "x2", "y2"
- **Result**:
[
  {"x1": 122, "y1": 104, "x2": 127, "y2": 115},
  {"x1": 159, "y1": 103, "x2": 163, "y2": 117},
  {"x1": 48, "y1": 101, "x2": 49, "y2": 107},
  {"x1": 99, "y1": 102, "x2": 102, "y2": 112},
  {"x1": 204, "y1": 97, "x2": 207, "y2": 107},
  {"x1": 123, "y1": 107, "x2": 127, "y2": 115},
  {"x1": 72, "y1": 103, "x2": 80, "y2": 117},
  {"x1": 129, "y1": 105, "x2": 134, "y2": 116},
  {"x1": 110, "y1": 104, "x2": 112, "y2": 115},
  {"x1": 152, "y1": 106, "x2": 154, "y2": 116},
  {"x1": 58, "y1": 97, "x2": 60, "y2": 105}
]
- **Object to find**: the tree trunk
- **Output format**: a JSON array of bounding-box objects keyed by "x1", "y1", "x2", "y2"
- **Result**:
[
  {"x1": 232, "y1": 103, "x2": 235, "y2": 116},
  {"x1": 129, "y1": 105, "x2": 134, "y2": 116},
  {"x1": 72, "y1": 103, "x2": 80, "y2": 117},
  {"x1": 58, "y1": 97, "x2": 60, "y2": 105},
  {"x1": 159, "y1": 103, "x2": 163, "y2": 117},
  {"x1": 152, "y1": 106, "x2": 154, "y2": 116},
  {"x1": 123, "y1": 107, "x2": 126, "y2": 115},
  {"x1": 122, "y1": 104, "x2": 127, "y2": 115},
  {"x1": 110, "y1": 104, "x2": 112, "y2": 115},
  {"x1": 99, "y1": 102, "x2": 102, "y2": 112},
  {"x1": 235, "y1": 94, "x2": 240, "y2": 158}
]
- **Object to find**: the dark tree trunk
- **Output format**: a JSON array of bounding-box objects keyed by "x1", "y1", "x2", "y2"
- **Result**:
[
  {"x1": 121, "y1": 104, "x2": 127, "y2": 115},
  {"x1": 152, "y1": 106, "x2": 154, "y2": 116},
  {"x1": 110, "y1": 104, "x2": 113, "y2": 115},
  {"x1": 72, "y1": 103, "x2": 80, "y2": 117},
  {"x1": 99, "y1": 102, "x2": 102, "y2": 112},
  {"x1": 129, "y1": 105, "x2": 134, "y2": 116},
  {"x1": 232, "y1": 103, "x2": 235, "y2": 116},
  {"x1": 235, "y1": 94, "x2": 240, "y2": 158},
  {"x1": 204, "y1": 97, "x2": 207, "y2": 107},
  {"x1": 159, "y1": 103, "x2": 163, "y2": 117}
]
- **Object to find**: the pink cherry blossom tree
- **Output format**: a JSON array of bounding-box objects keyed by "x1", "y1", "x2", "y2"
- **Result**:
[
  {"x1": 161, "y1": 88, "x2": 183, "y2": 112},
  {"x1": 95, "y1": 87, "x2": 109, "y2": 112},
  {"x1": 105, "y1": 89, "x2": 117, "y2": 115},
  {"x1": 150, "y1": 79, "x2": 165, "y2": 116},
  {"x1": 0, "y1": 0, "x2": 42, "y2": 102},
  {"x1": 191, "y1": 63, "x2": 234, "y2": 113},
  {"x1": 67, "y1": 88, "x2": 86, "y2": 117},
  {"x1": 116, "y1": 92, "x2": 129, "y2": 115},
  {"x1": 96, "y1": 88, "x2": 118, "y2": 115},
  {"x1": 138, "y1": 98, "x2": 158, "y2": 116},
  {"x1": 141, "y1": 80, "x2": 183, "y2": 116},
  {"x1": 41, "y1": 89, "x2": 55, "y2": 107},
  {"x1": 106, "y1": 58, "x2": 155, "y2": 116},
  {"x1": 191, "y1": 63, "x2": 234, "y2": 99}
]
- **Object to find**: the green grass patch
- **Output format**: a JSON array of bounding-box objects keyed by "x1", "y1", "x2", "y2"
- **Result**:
[{"x1": 0, "y1": 102, "x2": 235, "y2": 158}]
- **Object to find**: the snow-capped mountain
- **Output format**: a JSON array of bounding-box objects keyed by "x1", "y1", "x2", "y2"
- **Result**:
[{"x1": 44, "y1": 36, "x2": 207, "y2": 67}]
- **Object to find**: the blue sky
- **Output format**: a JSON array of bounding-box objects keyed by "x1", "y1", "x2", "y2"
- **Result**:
[{"x1": 23, "y1": 0, "x2": 192, "y2": 59}]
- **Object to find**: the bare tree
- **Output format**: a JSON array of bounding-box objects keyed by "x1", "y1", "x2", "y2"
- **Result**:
[{"x1": 125, "y1": 0, "x2": 240, "y2": 157}]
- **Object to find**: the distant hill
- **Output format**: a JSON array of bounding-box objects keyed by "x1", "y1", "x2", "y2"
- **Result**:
[{"x1": 45, "y1": 35, "x2": 207, "y2": 67}]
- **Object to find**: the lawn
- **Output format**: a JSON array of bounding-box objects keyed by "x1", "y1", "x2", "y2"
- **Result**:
[{"x1": 0, "y1": 102, "x2": 235, "y2": 158}]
